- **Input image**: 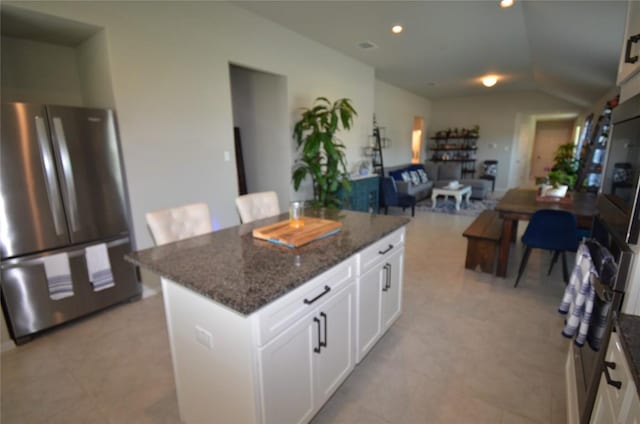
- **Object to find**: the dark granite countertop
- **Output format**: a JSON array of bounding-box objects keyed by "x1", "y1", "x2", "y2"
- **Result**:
[
  {"x1": 618, "y1": 313, "x2": 640, "y2": 397},
  {"x1": 126, "y1": 209, "x2": 409, "y2": 316}
]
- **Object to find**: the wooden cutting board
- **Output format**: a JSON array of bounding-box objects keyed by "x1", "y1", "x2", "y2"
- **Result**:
[{"x1": 252, "y1": 217, "x2": 342, "y2": 248}]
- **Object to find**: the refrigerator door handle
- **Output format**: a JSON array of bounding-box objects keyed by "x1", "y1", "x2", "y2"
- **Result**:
[
  {"x1": 34, "y1": 116, "x2": 65, "y2": 236},
  {"x1": 52, "y1": 117, "x2": 81, "y2": 232}
]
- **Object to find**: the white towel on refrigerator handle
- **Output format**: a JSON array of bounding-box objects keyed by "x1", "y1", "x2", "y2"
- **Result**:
[
  {"x1": 43, "y1": 253, "x2": 74, "y2": 300},
  {"x1": 85, "y1": 243, "x2": 115, "y2": 292}
]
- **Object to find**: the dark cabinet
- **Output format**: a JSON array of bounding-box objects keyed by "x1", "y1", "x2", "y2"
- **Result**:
[{"x1": 339, "y1": 176, "x2": 379, "y2": 213}]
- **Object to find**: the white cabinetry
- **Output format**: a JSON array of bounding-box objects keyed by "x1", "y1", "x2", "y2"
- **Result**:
[
  {"x1": 259, "y1": 283, "x2": 355, "y2": 424},
  {"x1": 618, "y1": 1, "x2": 640, "y2": 102},
  {"x1": 161, "y1": 226, "x2": 407, "y2": 424},
  {"x1": 618, "y1": 1, "x2": 640, "y2": 85},
  {"x1": 590, "y1": 331, "x2": 640, "y2": 423},
  {"x1": 356, "y1": 229, "x2": 405, "y2": 362}
]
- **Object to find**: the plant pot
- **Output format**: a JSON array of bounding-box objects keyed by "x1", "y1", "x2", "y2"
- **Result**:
[{"x1": 541, "y1": 184, "x2": 568, "y2": 198}]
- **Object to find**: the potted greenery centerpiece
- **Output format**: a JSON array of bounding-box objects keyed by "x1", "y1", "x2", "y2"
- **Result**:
[
  {"x1": 541, "y1": 142, "x2": 579, "y2": 197},
  {"x1": 292, "y1": 97, "x2": 357, "y2": 208}
]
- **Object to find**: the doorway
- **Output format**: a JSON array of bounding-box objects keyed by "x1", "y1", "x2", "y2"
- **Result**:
[
  {"x1": 529, "y1": 118, "x2": 576, "y2": 181},
  {"x1": 229, "y1": 64, "x2": 289, "y2": 212},
  {"x1": 411, "y1": 117, "x2": 424, "y2": 164}
]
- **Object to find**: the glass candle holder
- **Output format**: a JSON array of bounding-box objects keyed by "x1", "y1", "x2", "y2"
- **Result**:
[{"x1": 289, "y1": 201, "x2": 304, "y2": 228}]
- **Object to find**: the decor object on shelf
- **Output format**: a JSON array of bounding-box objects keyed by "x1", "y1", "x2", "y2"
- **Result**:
[{"x1": 293, "y1": 97, "x2": 357, "y2": 208}]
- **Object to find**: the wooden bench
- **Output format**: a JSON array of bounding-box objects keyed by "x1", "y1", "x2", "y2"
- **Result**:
[{"x1": 463, "y1": 210, "x2": 502, "y2": 274}]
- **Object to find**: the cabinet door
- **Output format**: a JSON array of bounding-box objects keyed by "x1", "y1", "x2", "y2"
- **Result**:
[
  {"x1": 590, "y1": 374, "x2": 616, "y2": 424},
  {"x1": 618, "y1": 1, "x2": 640, "y2": 84},
  {"x1": 356, "y1": 264, "x2": 384, "y2": 362},
  {"x1": 314, "y1": 284, "x2": 356, "y2": 405},
  {"x1": 625, "y1": 394, "x2": 640, "y2": 424},
  {"x1": 381, "y1": 247, "x2": 404, "y2": 331},
  {"x1": 259, "y1": 315, "x2": 316, "y2": 424}
]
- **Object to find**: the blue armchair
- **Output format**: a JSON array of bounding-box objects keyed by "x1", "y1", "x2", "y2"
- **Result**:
[{"x1": 380, "y1": 177, "x2": 416, "y2": 217}]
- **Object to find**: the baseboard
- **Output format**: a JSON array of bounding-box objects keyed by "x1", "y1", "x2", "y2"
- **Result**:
[
  {"x1": 142, "y1": 284, "x2": 159, "y2": 299},
  {"x1": 2, "y1": 339, "x2": 16, "y2": 353}
]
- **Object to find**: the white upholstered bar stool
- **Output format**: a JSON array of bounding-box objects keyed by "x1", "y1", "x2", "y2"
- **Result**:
[
  {"x1": 145, "y1": 203, "x2": 212, "y2": 246},
  {"x1": 235, "y1": 191, "x2": 280, "y2": 223}
]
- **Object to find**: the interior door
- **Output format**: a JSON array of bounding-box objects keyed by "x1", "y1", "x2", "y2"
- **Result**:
[
  {"x1": 0, "y1": 102, "x2": 69, "y2": 259},
  {"x1": 47, "y1": 106, "x2": 129, "y2": 244},
  {"x1": 529, "y1": 119, "x2": 575, "y2": 180}
]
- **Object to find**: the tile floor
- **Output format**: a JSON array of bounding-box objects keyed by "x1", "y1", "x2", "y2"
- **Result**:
[{"x1": 1, "y1": 210, "x2": 571, "y2": 423}]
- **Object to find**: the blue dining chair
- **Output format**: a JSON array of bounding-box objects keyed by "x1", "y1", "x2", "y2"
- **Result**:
[
  {"x1": 380, "y1": 177, "x2": 416, "y2": 217},
  {"x1": 514, "y1": 209, "x2": 579, "y2": 288}
]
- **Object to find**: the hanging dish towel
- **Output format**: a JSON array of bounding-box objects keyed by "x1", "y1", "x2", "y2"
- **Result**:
[
  {"x1": 85, "y1": 243, "x2": 115, "y2": 292},
  {"x1": 43, "y1": 253, "x2": 74, "y2": 300},
  {"x1": 559, "y1": 243, "x2": 597, "y2": 346}
]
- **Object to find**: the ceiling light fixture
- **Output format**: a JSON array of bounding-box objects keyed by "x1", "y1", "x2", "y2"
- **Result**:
[
  {"x1": 391, "y1": 25, "x2": 403, "y2": 34},
  {"x1": 482, "y1": 75, "x2": 498, "y2": 87},
  {"x1": 500, "y1": 0, "x2": 514, "y2": 8}
]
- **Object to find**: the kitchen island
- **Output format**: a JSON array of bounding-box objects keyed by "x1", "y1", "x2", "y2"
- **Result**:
[{"x1": 126, "y1": 209, "x2": 409, "y2": 424}]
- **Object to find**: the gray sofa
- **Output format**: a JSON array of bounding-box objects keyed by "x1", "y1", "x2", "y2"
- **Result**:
[
  {"x1": 384, "y1": 164, "x2": 433, "y2": 201},
  {"x1": 384, "y1": 162, "x2": 492, "y2": 201},
  {"x1": 424, "y1": 161, "x2": 492, "y2": 200}
]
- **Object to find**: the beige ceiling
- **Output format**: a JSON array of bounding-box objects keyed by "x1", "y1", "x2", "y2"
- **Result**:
[
  {"x1": 237, "y1": 0, "x2": 629, "y2": 107},
  {"x1": 1, "y1": 1, "x2": 628, "y2": 107}
]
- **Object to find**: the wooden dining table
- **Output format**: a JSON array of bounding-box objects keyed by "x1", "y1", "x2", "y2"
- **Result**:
[{"x1": 494, "y1": 188, "x2": 599, "y2": 278}]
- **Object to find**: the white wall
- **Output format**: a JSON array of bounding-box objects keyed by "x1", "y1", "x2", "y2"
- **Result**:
[
  {"x1": 374, "y1": 80, "x2": 432, "y2": 167},
  {"x1": 1, "y1": 35, "x2": 84, "y2": 105},
  {"x1": 429, "y1": 91, "x2": 579, "y2": 192},
  {"x1": 10, "y1": 1, "x2": 375, "y2": 249},
  {"x1": 76, "y1": 30, "x2": 115, "y2": 108},
  {"x1": 230, "y1": 65, "x2": 290, "y2": 210}
]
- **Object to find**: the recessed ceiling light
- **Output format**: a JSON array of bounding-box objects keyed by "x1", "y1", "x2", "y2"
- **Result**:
[
  {"x1": 500, "y1": 0, "x2": 514, "y2": 8},
  {"x1": 391, "y1": 25, "x2": 403, "y2": 34},
  {"x1": 482, "y1": 75, "x2": 498, "y2": 87}
]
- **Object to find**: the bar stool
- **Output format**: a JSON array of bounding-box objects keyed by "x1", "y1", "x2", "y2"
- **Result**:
[
  {"x1": 145, "y1": 203, "x2": 212, "y2": 246},
  {"x1": 235, "y1": 191, "x2": 280, "y2": 223},
  {"x1": 479, "y1": 160, "x2": 498, "y2": 192}
]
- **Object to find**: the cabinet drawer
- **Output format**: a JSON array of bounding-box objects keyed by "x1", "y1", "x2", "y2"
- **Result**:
[
  {"x1": 255, "y1": 257, "x2": 355, "y2": 346},
  {"x1": 358, "y1": 228, "x2": 405, "y2": 274}
]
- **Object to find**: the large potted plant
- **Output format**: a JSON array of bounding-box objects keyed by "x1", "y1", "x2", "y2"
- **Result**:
[{"x1": 292, "y1": 97, "x2": 357, "y2": 208}]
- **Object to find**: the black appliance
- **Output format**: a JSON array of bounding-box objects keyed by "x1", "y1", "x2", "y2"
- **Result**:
[
  {"x1": 572, "y1": 203, "x2": 634, "y2": 423},
  {"x1": 600, "y1": 93, "x2": 640, "y2": 244}
]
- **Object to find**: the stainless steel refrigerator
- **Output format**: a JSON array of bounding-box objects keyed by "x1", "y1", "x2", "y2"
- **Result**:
[{"x1": 1, "y1": 102, "x2": 140, "y2": 343}]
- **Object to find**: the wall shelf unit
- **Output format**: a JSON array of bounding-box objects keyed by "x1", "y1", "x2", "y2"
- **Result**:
[{"x1": 428, "y1": 132, "x2": 479, "y2": 178}]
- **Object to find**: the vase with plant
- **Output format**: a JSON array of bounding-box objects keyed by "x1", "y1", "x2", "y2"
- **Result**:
[
  {"x1": 292, "y1": 97, "x2": 357, "y2": 208},
  {"x1": 540, "y1": 142, "x2": 579, "y2": 197}
]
